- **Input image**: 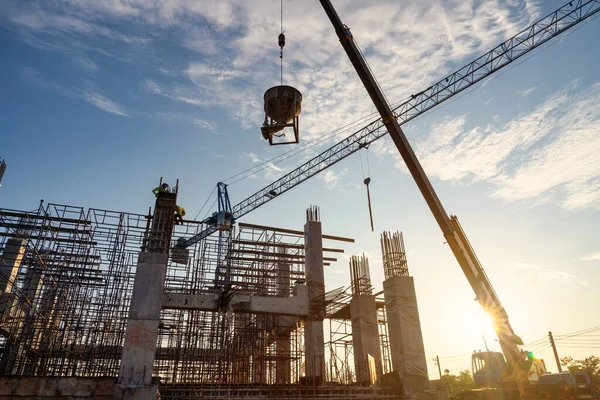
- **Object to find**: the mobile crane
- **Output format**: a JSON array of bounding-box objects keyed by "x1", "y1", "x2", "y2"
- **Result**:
[
  {"x1": 318, "y1": 0, "x2": 547, "y2": 398},
  {"x1": 178, "y1": 1, "x2": 600, "y2": 397}
]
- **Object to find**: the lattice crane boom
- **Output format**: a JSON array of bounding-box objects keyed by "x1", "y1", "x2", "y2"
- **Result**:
[{"x1": 182, "y1": 0, "x2": 600, "y2": 248}]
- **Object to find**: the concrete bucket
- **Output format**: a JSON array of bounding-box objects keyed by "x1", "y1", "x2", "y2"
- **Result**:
[{"x1": 261, "y1": 85, "x2": 302, "y2": 145}]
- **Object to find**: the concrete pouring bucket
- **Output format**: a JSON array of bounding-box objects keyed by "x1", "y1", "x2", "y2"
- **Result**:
[{"x1": 263, "y1": 85, "x2": 302, "y2": 124}]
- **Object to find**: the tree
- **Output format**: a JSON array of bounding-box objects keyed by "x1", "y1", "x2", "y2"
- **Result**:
[
  {"x1": 560, "y1": 355, "x2": 600, "y2": 383},
  {"x1": 441, "y1": 369, "x2": 476, "y2": 399}
]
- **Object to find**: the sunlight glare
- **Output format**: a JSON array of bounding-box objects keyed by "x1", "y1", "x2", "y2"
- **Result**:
[{"x1": 461, "y1": 304, "x2": 499, "y2": 352}]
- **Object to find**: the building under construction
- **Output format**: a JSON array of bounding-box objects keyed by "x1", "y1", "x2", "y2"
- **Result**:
[
  {"x1": 0, "y1": 192, "x2": 429, "y2": 399},
  {"x1": 2, "y1": 0, "x2": 597, "y2": 398}
]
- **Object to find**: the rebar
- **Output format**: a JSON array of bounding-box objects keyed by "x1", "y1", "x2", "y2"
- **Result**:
[
  {"x1": 380, "y1": 231, "x2": 409, "y2": 279},
  {"x1": 349, "y1": 254, "x2": 372, "y2": 296}
]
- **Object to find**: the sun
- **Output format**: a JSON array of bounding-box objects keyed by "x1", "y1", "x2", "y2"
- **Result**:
[{"x1": 461, "y1": 304, "x2": 499, "y2": 351}]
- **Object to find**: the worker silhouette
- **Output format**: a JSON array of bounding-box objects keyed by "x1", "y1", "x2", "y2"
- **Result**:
[
  {"x1": 152, "y1": 183, "x2": 169, "y2": 197},
  {"x1": 175, "y1": 205, "x2": 186, "y2": 225}
]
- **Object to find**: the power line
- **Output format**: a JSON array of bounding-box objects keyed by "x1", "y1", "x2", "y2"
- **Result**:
[
  {"x1": 222, "y1": 109, "x2": 384, "y2": 185},
  {"x1": 556, "y1": 326, "x2": 600, "y2": 340},
  {"x1": 193, "y1": 185, "x2": 217, "y2": 221}
]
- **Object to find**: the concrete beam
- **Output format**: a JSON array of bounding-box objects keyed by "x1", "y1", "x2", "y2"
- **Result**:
[{"x1": 162, "y1": 285, "x2": 309, "y2": 317}]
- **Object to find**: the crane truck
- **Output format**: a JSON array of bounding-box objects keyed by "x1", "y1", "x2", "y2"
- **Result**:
[{"x1": 319, "y1": 1, "x2": 554, "y2": 399}]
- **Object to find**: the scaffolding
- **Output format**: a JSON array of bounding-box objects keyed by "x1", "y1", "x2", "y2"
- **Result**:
[
  {"x1": 0, "y1": 203, "x2": 398, "y2": 399},
  {"x1": 325, "y1": 291, "x2": 392, "y2": 385},
  {"x1": 0, "y1": 203, "x2": 150, "y2": 376},
  {"x1": 155, "y1": 222, "x2": 311, "y2": 384}
]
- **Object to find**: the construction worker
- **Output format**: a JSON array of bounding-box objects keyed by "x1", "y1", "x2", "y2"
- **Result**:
[
  {"x1": 175, "y1": 205, "x2": 186, "y2": 225},
  {"x1": 152, "y1": 182, "x2": 169, "y2": 197}
]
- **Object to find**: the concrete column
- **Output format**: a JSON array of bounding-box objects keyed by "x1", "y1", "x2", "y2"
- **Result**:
[
  {"x1": 8, "y1": 266, "x2": 44, "y2": 375},
  {"x1": 304, "y1": 215, "x2": 325, "y2": 384},
  {"x1": 0, "y1": 238, "x2": 26, "y2": 315},
  {"x1": 117, "y1": 252, "x2": 168, "y2": 388},
  {"x1": 350, "y1": 295, "x2": 382, "y2": 385},
  {"x1": 383, "y1": 275, "x2": 429, "y2": 393},
  {"x1": 276, "y1": 247, "x2": 291, "y2": 384}
]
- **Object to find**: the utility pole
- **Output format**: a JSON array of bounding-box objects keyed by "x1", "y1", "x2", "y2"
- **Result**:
[
  {"x1": 433, "y1": 356, "x2": 443, "y2": 379},
  {"x1": 549, "y1": 331, "x2": 562, "y2": 372}
]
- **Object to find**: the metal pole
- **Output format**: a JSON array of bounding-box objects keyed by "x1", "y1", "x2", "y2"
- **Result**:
[{"x1": 549, "y1": 331, "x2": 562, "y2": 372}]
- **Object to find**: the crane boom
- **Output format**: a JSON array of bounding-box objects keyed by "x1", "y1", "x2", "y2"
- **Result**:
[
  {"x1": 317, "y1": 0, "x2": 566, "y2": 370},
  {"x1": 183, "y1": 0, "x2": 600, "y2": 258}
]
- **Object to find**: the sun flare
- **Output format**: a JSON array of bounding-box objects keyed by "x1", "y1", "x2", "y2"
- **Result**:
[{"x1": 461, "y1": 305, "x2": 499, "y2": 351}]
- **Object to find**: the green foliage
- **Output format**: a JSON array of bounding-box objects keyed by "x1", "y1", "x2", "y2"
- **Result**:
[
  {"x1": 560, "y1": 355, "x2": 600, "y2": 383},
  {"x1": 441, "y1": 369, "x2": 476, "y2": 399}
]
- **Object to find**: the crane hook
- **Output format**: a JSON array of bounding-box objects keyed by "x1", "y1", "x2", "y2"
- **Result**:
[{"x1": 364, "y1": 177, "x2": 374, "y2": 232}]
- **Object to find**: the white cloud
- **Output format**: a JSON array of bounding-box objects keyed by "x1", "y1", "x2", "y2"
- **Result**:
[
  {"x1": 8, "y1": 7, "x2": 146, "y2": 45},
  {"x1": 321, "y1": 168, "x2": 349, "y2": 190},
  {"x1": 74, "y1": 57, "x2": 98, "y2": 72},
  {"x1": 144, "y1": 79, "x2": 214, "y2": 107},
  {"x1": 5, "y1": 0, "x2": 542, "y2": 139},
  {"x1": 82, "y1": 90, "x2": 128, "y2": 116},
  {"x1": 323, "y1": 170, "x2": 340, "y2": 188},
  {"x1": 156, "y1": 68, "x2": 178, "y2": 77},
  {"x1": 511, "y1": 262, "x2": 587, "y2": 286},
  {"x1": 245, "y1": 153, "x2": 261, "y2": 163},
  {"x1": 512, "y1": 262, "x2": 541, "y2": 270},
  {"x1": 114, "y1": 0, "x2": 538, "y2": 138},
  {"x1": 579, "y1": 252, "x2": 600, "y2": 262},
  {"x1": 537, "y1": 269, "x2": 587, "y2": 286},
  {"x1": 21, "y1": 67, "x2": 128, "y2": 117},
  {"x1": 192, "y1": 118, "x2": 217, "y2": 130},
  {"x1": 263, "y1": 162, "x2": 286, "y2": 181},
  {"x1": 517, "y1": 86, "x2": 537, "y2": 96},
  {"x1": 413, "y1": 82, "x2": 600, "y2": 210}
]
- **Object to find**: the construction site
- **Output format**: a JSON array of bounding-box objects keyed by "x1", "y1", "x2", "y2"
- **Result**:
[
  {"x1": 0, "y1": 196, "x2": 427, "y2": 399},
  {"x1": 1, "y1": 1, "x2": 599, "y2": 399}
]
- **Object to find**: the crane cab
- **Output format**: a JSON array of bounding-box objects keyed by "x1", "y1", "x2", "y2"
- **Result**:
[
  {"x1": 472, "y1": 351, "x2": 506, "y2": 387},
  {"x1": 261, "y1": 85, "x2": 302, "y2": 145}
]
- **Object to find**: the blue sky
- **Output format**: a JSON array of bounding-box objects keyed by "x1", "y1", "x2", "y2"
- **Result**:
[{"x1": 1, "y1": 0, "x2": 599, "y2": 377}]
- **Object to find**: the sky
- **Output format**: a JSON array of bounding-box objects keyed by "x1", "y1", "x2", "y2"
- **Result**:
[{"x1": 1, "y1": 0, "x2": 600, "y2": 378}]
